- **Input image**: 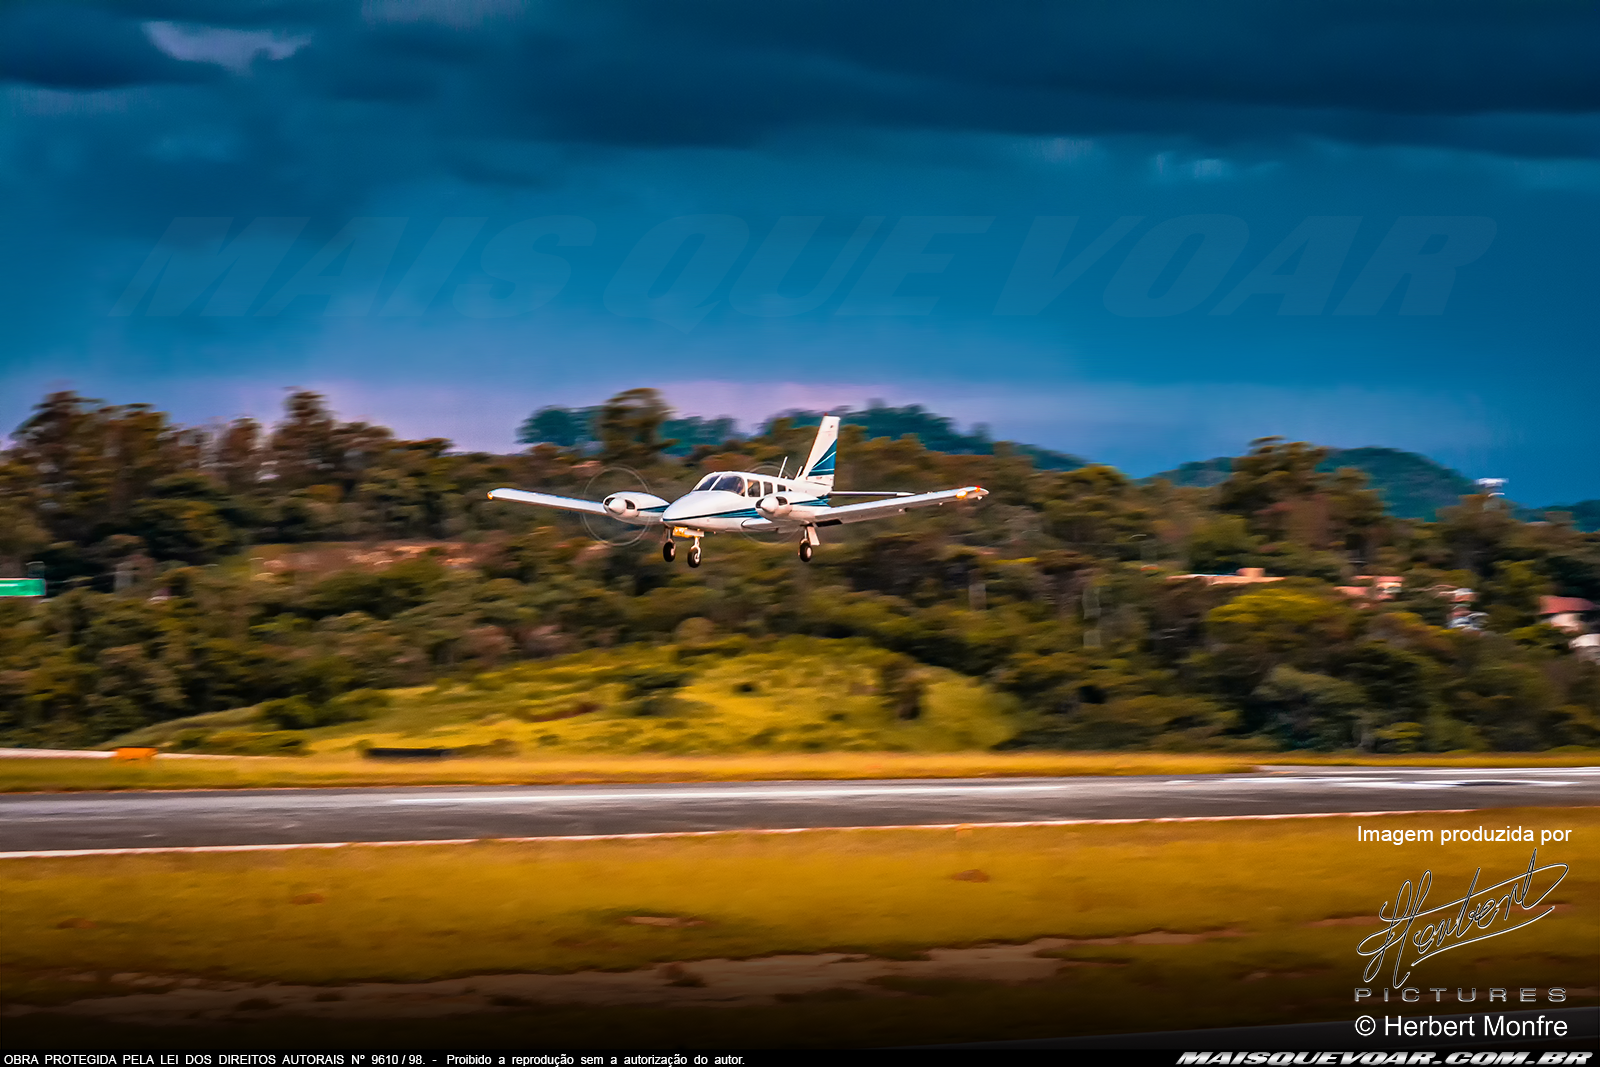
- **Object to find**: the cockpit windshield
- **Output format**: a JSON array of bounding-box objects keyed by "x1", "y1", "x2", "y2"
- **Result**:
[{"x1": 694, "y1": 473, "x2": 745, "y2": 493}]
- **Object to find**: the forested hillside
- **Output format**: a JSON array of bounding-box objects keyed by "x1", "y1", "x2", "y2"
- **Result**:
[
  {"x1": 1523, "y1": 500, "x2": 1600, "y2": 534},
  {"x1": 520, "y1": 399, "x2": 1087, "y2": 471},
  {"x1": 1153, "y1": 447, "x2": 1482, "y2": 520},
  {"x1": 2, "y1": 388, "x2": 1597, "y2": 753}
]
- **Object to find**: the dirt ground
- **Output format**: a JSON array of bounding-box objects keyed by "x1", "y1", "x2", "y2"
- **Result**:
[{"x1": 2, "y1": 930, "x2": 1249, "y2": 1025}]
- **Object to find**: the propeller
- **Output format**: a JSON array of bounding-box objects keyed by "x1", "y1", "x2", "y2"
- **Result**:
[{"x1": 581, "y1": 465, "x2": 658, "y2": 547}]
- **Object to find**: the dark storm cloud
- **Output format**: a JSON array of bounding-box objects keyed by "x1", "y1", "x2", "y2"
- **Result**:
[
  {"x1": 116, "y1": 0, "x2": 341, "y2": 26},
  {"x1": 658, "y1": 0, "x2": 1600, "y2": 117},
  {"x1": 3, "y1": 0, "x2": 1596, "y2": 158},
  {"x1": 350, "y1": 0, "x2": 1600, "y2": 155},
  {"x1": 0, "y1": 3, "x2": 221, "y2": 88},
  {"x1": 512, "y1": 0, "x2": 1600, "y2": 155}
]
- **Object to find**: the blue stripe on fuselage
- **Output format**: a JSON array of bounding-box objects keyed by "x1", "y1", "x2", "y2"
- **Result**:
[{"x1": 663, "y1": 490, "x2": 827, "y2": 524}]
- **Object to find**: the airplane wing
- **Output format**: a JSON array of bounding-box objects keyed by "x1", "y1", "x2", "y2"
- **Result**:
[
  {"x1": 487, "y1": 487, "x2": 611, "y2": 518},
  {"x1": 809, "y1": 486, "x2": 987, "y2": 526}
]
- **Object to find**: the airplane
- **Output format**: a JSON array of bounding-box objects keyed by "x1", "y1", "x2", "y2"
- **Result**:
[{"x1": 488, "y1": 416, "x2": 989, "y2": 568}]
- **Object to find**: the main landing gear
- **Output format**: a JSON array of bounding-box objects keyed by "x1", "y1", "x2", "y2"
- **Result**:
[
  {"x1": 798, "y1": 526, "x2": 818, "y2": 563},
  {"x1": 662, "y1": 541, "x2": 675, "y2": 563}
]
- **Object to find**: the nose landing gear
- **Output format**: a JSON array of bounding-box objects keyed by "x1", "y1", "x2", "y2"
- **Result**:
[{"x1": 665, "y1": 533, "x2": 703, "y2": 567}]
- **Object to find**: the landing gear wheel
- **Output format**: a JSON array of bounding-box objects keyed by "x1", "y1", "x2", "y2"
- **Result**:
[
  {"x1": 662, "y1": 541, "x2": 676, "y2": 563},
  {"x1": 798, "y1": 540, "x2": 813, "y2": 563},
  {"x1": 687, "y1": 543, "x2": 702, "y2": 568}
]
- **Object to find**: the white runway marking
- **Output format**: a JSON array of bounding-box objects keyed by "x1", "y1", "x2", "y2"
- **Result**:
[
  {"x1": 390, "y1": 783, "x2": 1117, "y2": 804},
  {"x1": 0, "y1": 807, "x2": 1477, "y2": 859},
  {"x1": 1235, "y1": 776, "x2": 1581, "y2": 788},
  {"x1": 381, "y1": 776, "x2": 1580, "y2": 804}
]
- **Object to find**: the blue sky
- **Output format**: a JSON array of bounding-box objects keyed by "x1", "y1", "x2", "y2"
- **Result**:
[{"x1": 2, "y1": 0, "x2": 1597, "y2": 502}]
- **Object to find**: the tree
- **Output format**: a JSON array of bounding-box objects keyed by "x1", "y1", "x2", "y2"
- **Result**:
[
  {"x1": 1200, "y1": 585, "x2": 1356, "y2": 698},
  {"x1": 595, "y1": 388, "x2": 674, "y2": 467},
  {"x1": 1481, "y1": 559, "x2": 1551, "y2": 631},
  {"x1": 1186, "y1": 514, "x2": 1258, "y2": 573},
  {"x1": 659, "y1": 416, "x2": 740, "y2": 455},
  {"x1": 129, "y1": 500, "x2": 237, "y2": 564},
  {"x1": 5, "y1": 394, "x2": 205, "y2": 574},
  {"x1": 518, "y1": 407, "x2": 594, "y2": 448},
  {"x1": 0, "y1": 469, "x2": 47, "y2": 575},
  {"x1": 1216, "y1": 437, "x2": 1384, "y2": 553},
  {"x1": 766, "y1": 402, "x2": 1084, "y2": 469},
  {"x1": 1063, "y1": 694, "x2": 1233, "y2": 749},
  {"x1": 1437, "y1": 493, "x2": 1521, "y2": 576},
  {"x1": 1218, "y1": 437, "x2": 1329, "y2": 526},
  {"x1": 212, "y1": 417, "x2": 262, "y2": 495},
  {"x1": 1039, "y1": 465, "x2": 1150, "y2": 548},
  {"x1": 266, "y1": 390, "x2": 340, "y2": 489},
  {"x1": 1253, "y1": 665, "x2": 1366, "y2": 749}
]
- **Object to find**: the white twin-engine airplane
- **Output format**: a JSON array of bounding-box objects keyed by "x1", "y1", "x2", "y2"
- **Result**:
[{"x1": 488, "y1": 416, "x2": 989, "y2": 568}]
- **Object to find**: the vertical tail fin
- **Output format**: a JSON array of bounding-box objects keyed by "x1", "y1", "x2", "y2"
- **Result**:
[{"x1": 798, "y1": 415, "x2": 840, "y2": 489}]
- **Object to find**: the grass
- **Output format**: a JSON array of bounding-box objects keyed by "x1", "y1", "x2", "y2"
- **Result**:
[
  {"x1": 2, "y1": 807, "x2": 1594, "y2": 1047},
  {"x1": 110, "y1": 637, "x2": 1025, "y2": 757},
  {"x1": 8, "y1": 749, "x2": 1594, "y2": 793},
  {"x1": 3, "y1": 749, "x2": 1593, "y2": 795},
  {"x1": 0, "y1": 750, "x2": 1268, "y2": 792},
  {"x1": 1265, "y1": 751, "x2": 1600, "y2": 767},
  {"x1": 10, "y1": 633, "x2": 1592, "y2": 793}
]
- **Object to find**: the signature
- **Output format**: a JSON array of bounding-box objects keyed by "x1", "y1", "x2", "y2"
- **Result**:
[{"x1": 1356, "y1": 850, "x2": 1568, "y2": 987}]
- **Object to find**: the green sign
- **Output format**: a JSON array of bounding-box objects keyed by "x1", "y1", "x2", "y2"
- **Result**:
[{"x1": 0, "y1": 579, "x2": 45, "y2": 597}]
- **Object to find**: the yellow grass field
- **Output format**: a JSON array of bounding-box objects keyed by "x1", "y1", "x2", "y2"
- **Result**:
[
  {"x1": 3, "y1": 749, "x2": 1594, "y2": 794},
  {"x1": 3, "y1": 807, "x2": 1593, "y2": 1048},
  {"x1": 0, "y1": 751, "x2": 1261, "y2": 792}
]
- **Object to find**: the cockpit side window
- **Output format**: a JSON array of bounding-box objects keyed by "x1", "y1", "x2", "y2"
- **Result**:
[
  {"x1": 746, "y1": 479, "x2": 763, "y2": 497},
  {"x1": 709, "y1": 474, "x2": 744, "y2": 493}
]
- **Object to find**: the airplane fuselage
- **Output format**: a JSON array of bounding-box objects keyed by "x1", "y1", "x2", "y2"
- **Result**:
[{"x1": 649, "y1": 472, "x2": 830, "y2": 535}]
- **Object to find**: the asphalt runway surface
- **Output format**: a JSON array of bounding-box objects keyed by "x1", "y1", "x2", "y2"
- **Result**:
[{"x1": 2, "y1": 766, "x2": 1594, "y2": 853}]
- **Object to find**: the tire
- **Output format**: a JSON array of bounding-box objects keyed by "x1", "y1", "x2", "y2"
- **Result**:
[
  {"x1": 687, "y1": 545, "x2": 702, "y2": 568},
  {"x1": 662, "y1": 541, "x2": 676, "y2": 563},
  {"x1": 798, "y1": 541, "x2": 813, "y2": 563}
]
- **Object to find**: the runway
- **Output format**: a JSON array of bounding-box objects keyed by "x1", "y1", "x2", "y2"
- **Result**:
[{"x1": 1, "y1": 765, "x2": 1593, "y2": 853}]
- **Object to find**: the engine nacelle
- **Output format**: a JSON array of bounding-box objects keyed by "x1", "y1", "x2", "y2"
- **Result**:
[
  {"x1": 759, "y1": 494, "x2": 822, "y2": 522},
  {"x1": 603, "y1": 492, "x2": 668, "y2": 519},
  {"x1": 757, "y1": 494, "x2": 793, "y2": 519}
]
